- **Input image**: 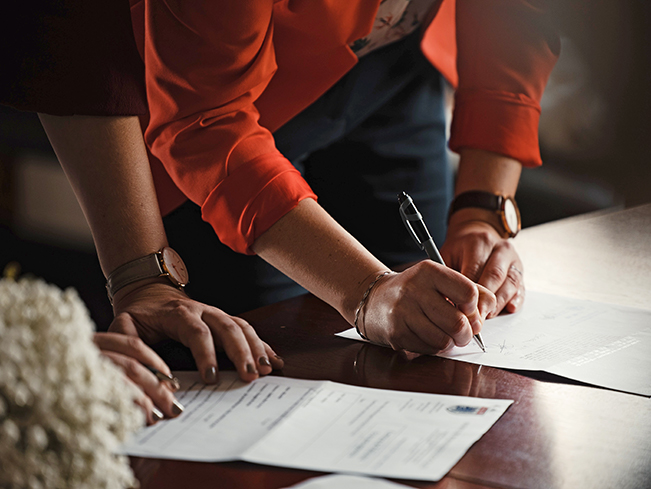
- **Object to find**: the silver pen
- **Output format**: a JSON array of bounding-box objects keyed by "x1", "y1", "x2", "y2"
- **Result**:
[
  {"x1": 398, "y1": 191, "x2": 486, "y2": 352},
  {"x1": 144, "y1": 364, "x2": 181, "y2": 391}
]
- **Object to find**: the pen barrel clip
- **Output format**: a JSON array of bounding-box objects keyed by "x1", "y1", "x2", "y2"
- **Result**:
[{"x1": 399, "y1": 201, "x2": 432, "y2": 249}]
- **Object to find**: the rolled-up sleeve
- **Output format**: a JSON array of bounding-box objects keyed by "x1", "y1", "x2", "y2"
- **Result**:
[
  {"x1": 141, "y1": 0, "x2": 316, "y2": 254},
  {"x1": 449, "y1": 0, "x2": 560, "y2": 167}
]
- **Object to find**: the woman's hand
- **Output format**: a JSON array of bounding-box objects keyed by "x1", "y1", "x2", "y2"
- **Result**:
[
  {"x1": 108, "y1": 280, "x2": 284, "y2": 384},
  {"x1": 94, "y1": 332, "x2": 183, "y2": 425},
  {"x1": 360, "y1": 261, "x2": 496, "y2": 354},
  {"x1": 441, "y1": 218, "x2": 525, "y2": 318}
]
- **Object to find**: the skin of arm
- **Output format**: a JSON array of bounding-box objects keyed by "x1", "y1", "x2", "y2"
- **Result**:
[
  {"x1": 38, "y1": 115, "x2": 165, "y2": 274},
  {"x1": 37, "y1": 114, "x2": 283, "y2": 423},
  {"x1": 252, "y1": 198, "x2": 496, "y2": 354},
  {"x1": 441, "y1": 148, "x2": 525, "y2": 317}
]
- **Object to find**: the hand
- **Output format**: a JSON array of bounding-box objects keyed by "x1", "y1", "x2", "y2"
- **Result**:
[
  {"x1": 94, "y1": 332, "x2": 183, "y2": 425},
  {"x1": 441, "y1": 218, "x2": 525, "y2": 318},
  {"x1": 359, "y1": 261, "x2": 496, "y2": 354},
  {"x1": 108, "y1": 280, "x2": 284, "y2": 384}
]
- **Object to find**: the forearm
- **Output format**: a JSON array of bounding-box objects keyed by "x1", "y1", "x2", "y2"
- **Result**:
[
  {"x1": 450, "y1": 148, "x2": 522, "y2": 230},
  {"x1": 38, "y1": 114, "x2": 167, "y2": 276},
  {"x1": 251, "y1": 198, "x2": 387, "y2": 323}
]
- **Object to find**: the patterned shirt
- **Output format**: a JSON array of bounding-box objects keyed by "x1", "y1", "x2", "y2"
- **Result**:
[{"x1": 350, "y1": 0, "x2": 437, "y2": 57}]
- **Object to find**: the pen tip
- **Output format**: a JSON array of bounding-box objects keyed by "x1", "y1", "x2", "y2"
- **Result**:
[
  {"x1": 474, "y1": 333, "x2": 486, "y2": 353},
  {"x1": 397, "y1": 191, "x2": 408, "y2": 204}
]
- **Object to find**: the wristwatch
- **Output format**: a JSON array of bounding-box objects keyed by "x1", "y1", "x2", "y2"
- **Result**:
[
  {"x1": 106, "y1": 247, "x2": 189, "y2": 301},
  {"x1": 448, "y1": 191, "x2": 521, "y2": 238}
]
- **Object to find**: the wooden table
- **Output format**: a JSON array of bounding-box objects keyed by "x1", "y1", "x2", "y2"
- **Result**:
[{"x1": 132, "y1": 205, "x2": 651, "y2": 489}]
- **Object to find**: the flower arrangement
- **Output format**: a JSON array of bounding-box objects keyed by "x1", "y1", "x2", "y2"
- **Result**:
[{"x1": 0, "y1": 277, "x2": 144, "y2": 488}]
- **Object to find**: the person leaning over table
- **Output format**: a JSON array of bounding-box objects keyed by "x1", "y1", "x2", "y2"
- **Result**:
[
  {"x1": 124, "y1": 0, "x2": 558, "y2": 354},
  {"x1": 125, "y1": 0, "x2": 559, "y2": 353},
  {"x1": 0, "y1": 0, "x2": 283, "y2": 425}
]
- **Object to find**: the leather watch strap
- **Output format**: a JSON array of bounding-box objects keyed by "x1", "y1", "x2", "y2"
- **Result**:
[
  {"x1": 448, "y1": 190, "x2": 521, "y2": 238},
  {"x1": 448, "y1": 191, "x2": 502, "y2": 220},
  {"x1": 106, "y1": 253, "x2": 163, "y2": 301}
]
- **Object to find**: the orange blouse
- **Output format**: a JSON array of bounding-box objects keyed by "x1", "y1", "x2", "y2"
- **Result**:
[{"x1": 129, "y1": 0, "x2": 559, "y2": 254}]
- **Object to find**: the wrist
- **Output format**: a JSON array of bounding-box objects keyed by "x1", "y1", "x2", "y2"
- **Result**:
[
  {"x1": 448, "y1": 191, "x2": 521, "y2": 238},
  {"x1": 448, "y1": 208, "x2": 510, "y2": 238},
  {"x1": 353, "y1": 271, "x2": 395, "y2": 339},
  {"x1": 106, "y1": 246, "x2": 189, "y2": 303},
  {"x1": 342, "y1": 269, "x2": 391, "y2": 326},
  {"x1": 111, "y1": 277, "x2": 186, "y2": 312}
]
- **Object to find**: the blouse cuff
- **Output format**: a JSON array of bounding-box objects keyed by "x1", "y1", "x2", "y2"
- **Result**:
[
  {"x1": 201, "y1": 152, "x2": 317, "y2": 254},
  {"x1": 449, "y1": 89, "x2": 543, "y2": 167}
]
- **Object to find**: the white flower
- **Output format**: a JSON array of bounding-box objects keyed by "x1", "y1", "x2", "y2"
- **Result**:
[{"x1": 0, "y1": 278, "x2": 145, "y2": 488}]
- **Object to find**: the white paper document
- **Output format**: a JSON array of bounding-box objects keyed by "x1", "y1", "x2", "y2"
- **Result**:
[
  {"x1": 337, "y1": 291, "x2": 651, "y2": 396},
  {"x1": 281, "y1": 474, "x2": 414, "y2": 489},
  {"x1": 122, "y1": 372, "x2": 512, "y2": 481}
]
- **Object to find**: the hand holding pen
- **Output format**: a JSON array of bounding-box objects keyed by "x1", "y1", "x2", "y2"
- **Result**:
[
  {"x1": 355, "y1": 211, "x2": 496, "y2": 354},
  {"x1": 398, "y1": 192, "x2": 493, "y2": 352}
]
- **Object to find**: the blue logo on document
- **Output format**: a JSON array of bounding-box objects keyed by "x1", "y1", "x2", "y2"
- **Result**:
[{"x1": 447, "y1": 405, "x2": 488, "y2": 415}]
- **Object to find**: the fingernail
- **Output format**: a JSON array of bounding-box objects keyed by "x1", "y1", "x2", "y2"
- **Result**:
[
  {"x1": 204, "y1": 366, "x2": 218, "y2": 384},
  {"x1": 259, "y1": 357, "x2": 271, "y2": 367},
  {"x1": 152, "y1": 407, "x2": 164, "y2": 421},
  {"x1": 246, "y1": 363, "x2": 258, "y2": 375},
  {"x1": 172, "y1": 399, "x2": 184, "y2": 416},
  {"x1": 274, "y1": 354, "x2": 284, "y2": 362}
]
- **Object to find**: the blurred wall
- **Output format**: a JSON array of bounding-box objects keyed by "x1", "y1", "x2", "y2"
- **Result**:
[{"x1": 539, "y1": 0, "x2": 651, "y2": 208}]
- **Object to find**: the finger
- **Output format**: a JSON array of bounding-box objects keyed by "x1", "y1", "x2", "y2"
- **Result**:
[
  {"x1": 403, "y1": 313, "x2": 458, "y2": 353},
  {"x1": 102, "y1": 350, "x2": 184, "y2": 420},
  {"x1": 232, "y1": 317, "x2": 274, "y2": 376},
  {"x1": 476, "y1": 241, "x2": 519, "y2": 295},
  {"x1": 417, "y1": 261, "x2": 479, "y2": 308},
  {"x1": 486, "y1": 263, "x2": 523, "y2": 318},
  {"x1": 382, "y1": 312, "x2": 454, "y2": 355},
  {"x1": 456, "y1": 237, "x2": 493, "y2": 283},
  {"x1": 505, "y1": 282, "x2": 526, "y2": 314},
  {"x1": 172, "y1": 312, "x2": 220, "y2": 385},
  {"x1": 122, "y1": 375, "x2": 159, "y2": 426},
  {"x1": 94, "y1": 333, "x2": 178, "y2": 390},
  {"x1": 202, "y1": 311, "x2": 259, "y2": 383},
  {"x1": 418, "y1": 294, "x2": 475, "y2": 347},
  {"x1": 420, "y1": 262, "x2": 482, "y2": 335},
  {"x1": 263, "y1": 342, "x2": 284, "y2": 370}
]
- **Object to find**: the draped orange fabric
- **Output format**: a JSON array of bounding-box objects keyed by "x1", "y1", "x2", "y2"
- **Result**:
[{"x1": 130, "y1": 0, "x2": 558, "y2": 254}]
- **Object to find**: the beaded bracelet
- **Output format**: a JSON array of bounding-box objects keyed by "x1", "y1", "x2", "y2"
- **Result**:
[{"x1": 354, "y1": 271, "x2": 394, "y2": 340}]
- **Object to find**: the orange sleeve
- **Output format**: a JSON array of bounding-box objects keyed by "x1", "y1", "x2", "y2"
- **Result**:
[
  {"x1": 141, "y1": 0, "x2": 316, "y2": 254},
  {"x1": 449, "y1": 0, "x2": 560, "y2": 167}
]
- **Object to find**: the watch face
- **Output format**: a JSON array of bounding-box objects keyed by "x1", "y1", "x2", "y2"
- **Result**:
[
  {"x1": 503, "y1": 198, "x2": 521, "y2": 236},
  {"x1": 161, "y1": 247, "x2": 189, "y2": 286}
]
